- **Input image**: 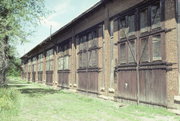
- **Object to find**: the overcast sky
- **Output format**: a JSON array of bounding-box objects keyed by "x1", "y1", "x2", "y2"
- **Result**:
[{"x1": 17, "y1": 0, "x2": 100, "y2": 57}]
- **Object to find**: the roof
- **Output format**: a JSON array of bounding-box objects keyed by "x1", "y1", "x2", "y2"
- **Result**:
[{"x1": 21, "y1": 0, "x2": 108, "y2": 59}]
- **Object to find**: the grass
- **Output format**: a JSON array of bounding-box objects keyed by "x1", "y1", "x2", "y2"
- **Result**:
[
  {"x1": 1, "y1": 77, "x2": 180, "y2": 121},
  {"x1": 0, "y1": 88, "x2": 20, "y2": 121}
]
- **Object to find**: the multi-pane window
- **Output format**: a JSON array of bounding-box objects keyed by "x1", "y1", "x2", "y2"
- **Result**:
[
  {"x1": 128, "y1": 40, "x2": 136, "y2": 63},
  {"x1": 119, "y1": 14, "x2": 136, "y2": 39},
  {"x1": 118, "y1": 1, "x2": 163, "y2": 65},
  {"x1": 119, "y1": 17, "x2": 127, "y2": 39},
  {"x1": 58, "y1": 42, "x2": 69, "y2": 70},
  {"x1": 38, "y1": 54, "x2": 43, "y2": 71},
  {"x1": 46, "y1": 49, "x2": 53, "y2": 71},
  {"x1": 127, "y1": 14, "x2": 135, "y2": 36},
  {"x1": 140, "y1": 8, "x2": 148, "y2": 33},
  {"x1": 78, "y1": 30, "x2": 98, "y2": 69},
  {"x1": 152, "y1": 35, "x2": 161, "y2": 61},
  {"x1": 141, "y1": 38, "x2": 149, "y2": 62},
  {"x1": 32, "y1": 57, "x2": 37, "y2": 72},
  {"x1": 151, "y1": 1, "x2": 161, "y2": 29}
]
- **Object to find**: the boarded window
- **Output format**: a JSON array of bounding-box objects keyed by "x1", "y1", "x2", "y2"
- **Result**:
[
  {"x1": 88, "y1": 50, "x2": 98, "y2": 67},
  {"x1": 151, "y1": 2, "x2": 161, "y2": 29},
  {"x1": 119, "y1": 17, "x2": 127, "y2": 39},
  {"x1": 78, "y1": 29, "x2": 98, "y2": 69},
  {"x1": 120, "y1": 43, "x2": 126, "y2": 64},
  {"x1": 141, "y1": 38, "x2": 149, "y2": 62},
  {"x1": 152, "y1": 35, "x2": 161, "y2": 61},
  {"x1": 128, "y1": 40, "x2": 136, "y2": 63},
  {"x1": 140, "y1": 8, "x2": 148, "y2": 33},
  {"x1": 128, "y1": 14, "x2": 135, "y2": 36}
]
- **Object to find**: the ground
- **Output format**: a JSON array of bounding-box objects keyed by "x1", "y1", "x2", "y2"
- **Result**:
[{"x1": 2, "y1": 77, "x2": 180, "y2": 121}]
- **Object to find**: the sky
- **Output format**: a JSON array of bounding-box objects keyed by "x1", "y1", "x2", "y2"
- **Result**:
[{"x1": 17, "y1": 0, "x2": 100, "y2": 57}]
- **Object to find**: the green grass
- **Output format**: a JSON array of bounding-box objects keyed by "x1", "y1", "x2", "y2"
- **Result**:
[
  {"x1": 2, "y1": 77, "x2": 180, "y2": 121},
  {"x1": 0, "y1": 87, "x2": 20, "y2": 121}
]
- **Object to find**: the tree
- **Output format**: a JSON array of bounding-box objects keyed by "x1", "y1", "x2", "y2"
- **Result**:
[{"x1": 0, "y1": 0, "x2": 48, "y2": 84}]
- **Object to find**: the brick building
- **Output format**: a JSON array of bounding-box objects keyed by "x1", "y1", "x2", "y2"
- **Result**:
[{"x1": 21, "y1": 0, "x2": 180, "y2": 108}]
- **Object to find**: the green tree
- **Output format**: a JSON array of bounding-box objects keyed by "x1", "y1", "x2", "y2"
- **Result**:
[{"x1": 0, "y1": 0, "x2": 48, "y2": 84}]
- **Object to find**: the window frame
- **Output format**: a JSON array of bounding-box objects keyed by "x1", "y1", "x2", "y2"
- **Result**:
[
  {"x1": 58, "y1": 40, "x2": 70, "y2": 71},
  {"x1": 77, "y1": 28, "x2": 99, "y2": 69},
  {"x1": 46, "y1": 49, "x2": 54, "y2": 71}
]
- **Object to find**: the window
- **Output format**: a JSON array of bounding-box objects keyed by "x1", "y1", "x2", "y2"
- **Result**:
[
  {"x1": 152, "y1": 35, "x2": 161, "y2": 61},
  {"x1": 46, "y1": 49, "x2": 54, "y2": 71},
  {"x1": 119, "y1": 17, "x2": 127, "y2": 39},
  {"x1": 88, "y1": 31, "x2": 98, "y2": 49},
  {"x1": 117, "y1": 0, "x2": 164, "y2": 65},
  {"x1": 128, "y1": 40, "x2": 136, "y2": 63},
  {"x1": 151, "y1": 1, "x2": 161, "y2": 29},
  {"x1": 78, "y1": 29, "x2": 98, "y2": 69},
  {"x1": 88, "y1": 50, "x2": 98, "y2": 67},
  {"x1": 58, "y1": 57, "x2": 64, "y2": 70},
  {"x1": 128, "y1": 14, "x2": 135, "y2": 36},
  {"x1": 58, "y1": 42, "x2": 69, "y2": 70},
  {"x1": 32, "y1": 57, "x2": 37, "y2": 72},
  {"x1": 140, "y1": 8, "x2": 148, "y2": 33},
  {"x1": 120, "y1": 43, "x2": 126, "y2": 64},
  {"x1": 38, "y1": 54, "x2": 43, "y2": 72},
  {"x1": 141, "y1": 38, "x2": 149, "y2": 62}
]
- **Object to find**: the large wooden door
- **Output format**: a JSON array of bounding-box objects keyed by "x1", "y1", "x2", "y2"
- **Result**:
[
  {"x1": 58, "y1": 71, "x2": 69, "y2": 88},
  {"x1": 78, "y1": 70, "x2": 99, "y2": 93},
  {"x1": 46, "y1": 71, "x2": 53, "y2": 85}
]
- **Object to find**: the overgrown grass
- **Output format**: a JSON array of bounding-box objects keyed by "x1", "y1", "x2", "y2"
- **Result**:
[
  {"x1": 0, "y1": 88, "x2": 20, "y2": 121},
  {"x1": 2, "y1": 77, "x2": 180, "y2": 121}
]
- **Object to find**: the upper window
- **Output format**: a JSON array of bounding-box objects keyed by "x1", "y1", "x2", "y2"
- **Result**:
[
  {"x1": 127, "y1": 14, "x2": 135, "y2": 36},
  {"x1": 151, "y1": 1, "x2": 161, "y2": 29},
  {"x1": 78, "y1": 29, "x2": 99, "y2": 69},
  {"x1": 119, "y1": 17, "x2": 127, "y2": 39},
  {"x1": 140, "y1": 8, "x2": 148, "y2": 33}
]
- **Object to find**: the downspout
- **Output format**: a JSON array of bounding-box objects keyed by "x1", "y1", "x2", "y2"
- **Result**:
[{"x1": 176, "y1": 0, "x2": 180, "y2": 94}]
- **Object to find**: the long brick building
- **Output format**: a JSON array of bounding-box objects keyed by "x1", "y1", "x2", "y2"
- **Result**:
[{"x1": 21, "y1": 0, "x2": 180, "y2": 108}]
